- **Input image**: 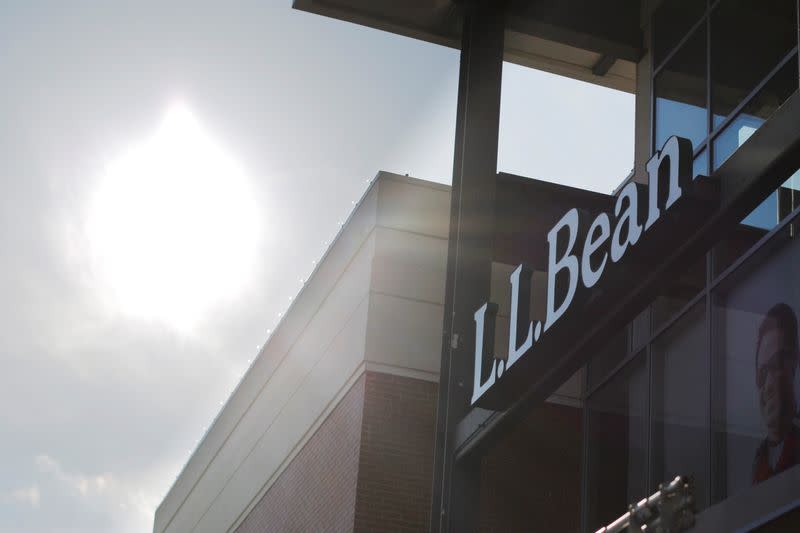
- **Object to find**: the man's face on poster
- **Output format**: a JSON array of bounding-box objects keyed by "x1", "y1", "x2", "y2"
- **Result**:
[{"x1": 757, "y1": 319, "x2": 798, "y2": 442}]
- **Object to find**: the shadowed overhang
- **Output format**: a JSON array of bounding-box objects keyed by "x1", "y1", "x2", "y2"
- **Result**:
[{"x1": 292, "y1": 0, "x2": 644, "y2": 92}]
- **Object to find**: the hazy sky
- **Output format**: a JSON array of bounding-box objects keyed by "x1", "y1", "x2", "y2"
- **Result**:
[{"x1": 0, "y1": 2, "x2": 633, "y2": 532}]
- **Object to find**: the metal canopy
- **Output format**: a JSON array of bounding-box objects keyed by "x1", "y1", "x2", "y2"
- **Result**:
[{"x1": 292, "y1": 0, "x2": 643, "y2": 92}]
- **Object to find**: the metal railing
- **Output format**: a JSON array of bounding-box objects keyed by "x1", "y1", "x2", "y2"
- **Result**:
[{"x1": 595, "y1": 476, "x2": 695, "y2": 533}]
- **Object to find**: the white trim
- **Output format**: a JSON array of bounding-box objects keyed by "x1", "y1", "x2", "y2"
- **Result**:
[
  {"x1": 364, "y1": 361, "x2": 440, "y2": 383},
  {"x1": 157, "y1": 232, "x2": 377, "y2": 533},
  {"x1": 227, "y1": 361, "x2": 369, "y2": 533}
]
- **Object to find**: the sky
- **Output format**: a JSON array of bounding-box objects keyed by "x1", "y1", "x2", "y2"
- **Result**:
[{"x1": 0, "y1": 1, "x2": 633, "y2": 532}]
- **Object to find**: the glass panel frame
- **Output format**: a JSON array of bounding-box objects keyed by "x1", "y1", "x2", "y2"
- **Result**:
[
  {"x1": 653, "y1": 25, "x2": 709, "y2": 152},
  {"x1": 651, "y1": 0, "x2": 799, "y2": 169},
  {"x1": 651, "y1": 301, "x2": 710, "y2": 510},
  {"x1": 712, "y1": 212, "x2": 800, "y2": 502},
  {"x1": 710, "y1": 0, "x2": 798, "y2": 128},
  {"x1": 585, "y1": 352, "x2": 649, "y2": 533}
]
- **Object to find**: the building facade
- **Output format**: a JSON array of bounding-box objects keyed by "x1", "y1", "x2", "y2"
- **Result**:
[
  {"x1": 153, "y1": 175, "x2": 449, "y2": 532},
  {"x1": 157, "y1": 0, "x2": 800, "y2": 531},
  {"x1": 154, "y1": 172, "x2": 603, "y2": 532},
  {"x1": 291, "y1": 1, "x2": 800, "y2": 531}
]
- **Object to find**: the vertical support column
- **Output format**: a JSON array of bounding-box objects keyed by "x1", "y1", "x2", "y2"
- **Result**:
[{"x1": 430, "y1": 2, "x2": 504, "y2": 531}]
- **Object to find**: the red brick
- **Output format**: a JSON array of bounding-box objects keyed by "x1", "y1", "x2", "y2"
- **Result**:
[{"x1": 236, "y1": 372, "x2": 438, "y2": 532}]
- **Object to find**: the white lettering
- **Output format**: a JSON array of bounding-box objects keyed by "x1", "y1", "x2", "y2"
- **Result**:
[
  {"x1": 507, "y1": 264, "x2": 533, "y2": 369},
  {"x1": 645, "y1": 135, "x2": 692, "y2": 230},
  {"x1": 582, "y1": 213, "x2": 610, "y2": 288},
  {"x1": 471, "y1": 135, "x2": 695, "y2": 403},
  {"x1": 471, "y1": 303, "x2": 497, "y2": 404},
  {"x1": 545, "y1": 208, "x2": 579, "y2": 331},
  {"x1": 611, "y1": 182, "x2": 643, "y2": 262}
]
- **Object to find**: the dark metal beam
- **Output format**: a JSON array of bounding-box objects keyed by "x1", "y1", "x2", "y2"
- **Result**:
[
  {"x1": 591, "y1": 54, "x2": 617, "y2": 76},
  {"x1": 430, "y1": 1, "x2": 505, "y2": 531}
]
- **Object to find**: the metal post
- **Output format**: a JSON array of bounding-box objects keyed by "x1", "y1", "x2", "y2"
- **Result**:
[{"x1": 430, "y1": 1, "x2": 505, "y2": 531}]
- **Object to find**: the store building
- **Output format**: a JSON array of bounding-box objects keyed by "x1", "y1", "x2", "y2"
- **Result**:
[
  {"x1": 156, "y1": 0, "x2": 800, "y2": 531},
  {"x1": 292, "y1": 1, "x2": 800, "y2": 531},
  {"x1": 153, "y1": 171, "x2": 603, "y2": 533}
]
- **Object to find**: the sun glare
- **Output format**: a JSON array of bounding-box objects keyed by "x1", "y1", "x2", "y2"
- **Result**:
[{"x1": 87, "y1": 103, "x2": 261, "y2": 328}]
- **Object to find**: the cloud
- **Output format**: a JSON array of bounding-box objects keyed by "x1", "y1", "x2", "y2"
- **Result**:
[
  {"x1": 2, "y1": 486, "x2": 40, "y2": 508},
  {"x1": 36, "y1": 454, "x2": 112, "y2": 498},
  {"x1": 31, "y1": 454, "x2": 159, "y2": 531}
]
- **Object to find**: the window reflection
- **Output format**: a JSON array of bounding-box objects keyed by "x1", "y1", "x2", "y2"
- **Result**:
[
  {"x1": 655, "y1": 27, "x2": 707, "y2": 151},
  {"x1": 652, "y1": 302, "x2": 709, "y2": 510},
  {"x1": 653, "y1": 0, "x2": 707, "y2": 68},
  {"x1": 711, "y1": 0, "x2": 797, "y2": 127},
  {"x1": 712, "y1": 59, "x2": 798, "y2": 170},
  {"x1": 713, "y1": 115, "x2": 760, "y2": 170},
  {"x1": 714, "y1": 224, "x2": 800, "y2": 499},
  {"x1": 714, "y1": 173, "x2": 800, "y2": 276},
  {"x1": 588, "y1": 326, "x2": 630, "y2": 390},
  {"x1": 478, "y1": 397, "x2": 583, "y2": 531},
  {"x1": 742, "y1": 194, "x2": 779, "y2": 231},
  {"x1": 586, "y1": 354, "x2": 647, "y2": 532},
  {"x1": 631, "y1": 307, "x2": 651, "y2": 353},
  {"x1": 652, "y1": 254, "x2": 706, "y2": 333}
]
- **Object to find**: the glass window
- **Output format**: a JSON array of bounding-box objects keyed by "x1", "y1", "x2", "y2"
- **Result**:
[
  {"x1": 713, "y1": 112, "x2": 762, "y2": 170},
  {"x1": 694, "y1": 149, "x2": 709, "y2": 179},
  {"x1": 631, "y1": 307, "x2": 651, "y2": 353},
  {"x1": 778, "y1": 173, "x2": 800, "y2": 221},
  {"x1": 711, "y1": 0, "x2": 797, "y2": 127},
  {"x1": 651, "y1": 302, "x2": 709, "y2": 510},
  {"x1": 655, "y1": 27, "x2": 708, "y2": 152},
  {"x1": 713, "y1": 59, "x2": 799, "y2": 171},
  {"x1": 652, "y1": 254, "x2": 706, "y2": 333},
  {"x1": 714, "y1": 166, "x2": 800, "y2": 277},
  {"x1": 714, "y1": 221, "x2": 767, "y2": 278},
  {"x1": 742, "y1": 193, "x2": 779, "y2": 231},
  {"x1": 478, "y1": 401, "x2": 583, "y2": 531},
  {"x1": 586, "y1": 353, "x2": 648, "y2": 532},
  {"x1": 653, "y1": 0, "x2": 708, "y2": 67},
  {"x1": 714, "y1": 220, "x2": 800, "y2": 500},
  {"x1": 588, "y1": 326, "x2": 630, "y2": 390}
]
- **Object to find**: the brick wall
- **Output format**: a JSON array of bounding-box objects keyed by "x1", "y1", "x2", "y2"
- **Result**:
[
  {"x1": 354, "y1": 372, "x2": 438, "y2": 533},
  {"x1": 236, "y1": 375, "x2": 365, "y2": 533},
  {"x1": 235, "y1": 371, "x2": 438, "y2": 533}
]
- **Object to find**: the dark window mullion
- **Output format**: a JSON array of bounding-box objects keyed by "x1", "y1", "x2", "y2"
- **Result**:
[
  {"x1": 705, "y1": 255, "x2": 714, "y2": 506},
  {"x1": 580, "y1": 368, "x2": 590, "y2": 533},
  {"x1": 646, "y1": 340, "x2": 654, "y2": 492},
  {"x1": 646, "y1": 297, "x2": 655, "y2": 493},
  {"x1": 706, "y1": 7, "x2": 713, "y2": 154},
  {"x1": 650, "y1": 12, "x2": 656, "y2": 156},
  {"x1": 710, "y1": 287, "x2": 728, "y2": 504}
]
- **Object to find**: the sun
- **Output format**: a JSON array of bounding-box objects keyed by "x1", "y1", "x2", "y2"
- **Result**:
[{"x1": 87, "y1": 103, "x2": 261, "y2": 328}]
